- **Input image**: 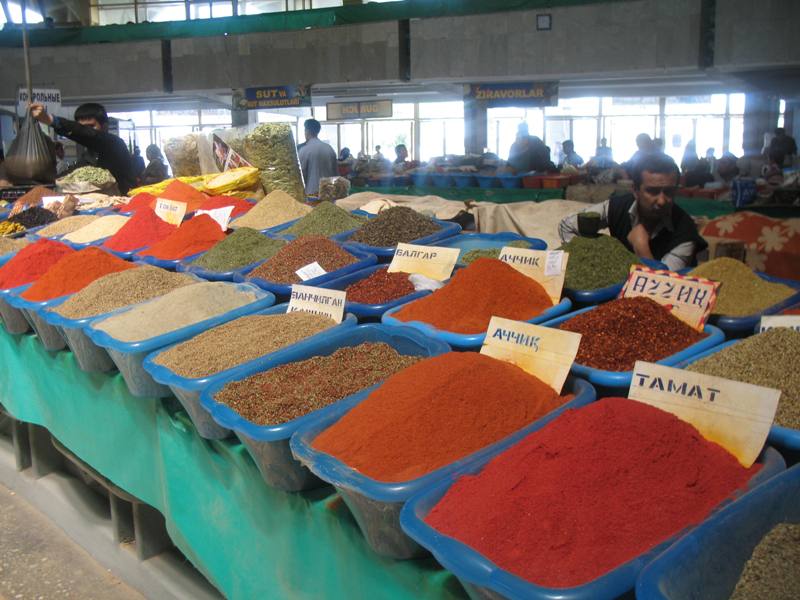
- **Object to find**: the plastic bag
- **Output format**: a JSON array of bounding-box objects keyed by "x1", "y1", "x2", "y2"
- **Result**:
[
  {"x1": 164, "y1": 134, "x2": 210, "y2": 177},
  {"x1": 210, "y1": 124, "x2": 305, "y2": 202},
  {"x1": 4, "y1": 113, "x2": 56, "y2": 184},
  {"x1": 318, "y1": 176, "x2": 351, "y2": 203},
  {"x1": 203, "y1": 166, "x2": 261, "y2": 195}
]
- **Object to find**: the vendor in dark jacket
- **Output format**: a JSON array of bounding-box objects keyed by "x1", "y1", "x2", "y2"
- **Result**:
[
  {"x1": 30, "y1": 102, "x2": 136, "y2": 194},
  {"x1": 558, "y1": 153, "x2": 707, "y2": 270}
]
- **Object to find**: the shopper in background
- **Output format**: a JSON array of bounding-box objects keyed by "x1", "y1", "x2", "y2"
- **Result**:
[
  {"x1": 29, "y1": 102, "x2": 137, "y2": 194},
  {"x1": 714, "y1": 152, "x2": 740, "y2": 184},
  {"x1": 769, "y1": 127, "x2": 798, "y2": 167},
  {"x1": 680, "y1": 140, "x2": 699, "y2": 173},
  {"x1": 622, "y1": 133, "x2": 654, "y2": 176},
  {"x1": 140, "y1": 144, "x2": 168, "y2": 186},
  {"x1": 508, "y1": 123, "x2": 554, "y2": 173},
  {"x1": 54, "y1": 142, "x2": 69, "y2": 176},
  {"x1": 298, "y1": 118, "x2": 337, "y2": 195},
  {"x1": 132, "y1": 146, "x2": 145, "y2": 178},
  {"x1": 374, "y1": 145, "x2": 385, "y2": 161},
  {"x1": 394, "y1": 144, "x2": 409, "y2": 165},
  {"x1": 559, "y1": 153, "x2": 706, "y2": 270},
  {"x1": 559, "y1": 140, "x2": 584, "y2": 168}
]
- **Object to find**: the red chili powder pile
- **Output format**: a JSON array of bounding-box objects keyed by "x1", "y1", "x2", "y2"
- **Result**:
[
  {"x1": 157, "y1": 180, "x2": 208, "y2": 212},
  {"x1": 558, "y1": 297, "x2": 705, "y2": 371},
  {"x1": 119, "y1": 192, "x2": 157, "y2": 214},
  {"x1": 312, "y1": 352, "x2": 571, "y2": 482},
  {"x1": 103, "y1": 208, "x2": 178, "y2": 252},
  {"x1": 0, "y1": 239, "x2": 74, "y2": 290},
  {"x1": 198, "y1": 196, "x2": 254, "y2": 218},
  {"x1": 425, "y1": 397, "x2": 758, "y2": 589},
  {"x1": 346, "y1": 268, "x2": 415, "y2": 304},
  {"x1": 22, "y1": 247, "x2": 135, "y2": 301},
  {"x1": 392, "y1": 258, "x2": 553, "y2": 334},
  {"x1": 139, "y1": 214, "x2": 226, "y2": 260}
]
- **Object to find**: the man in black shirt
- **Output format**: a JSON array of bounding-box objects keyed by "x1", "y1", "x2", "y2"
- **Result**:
[{"x1": 30, "y1": 102, "x2": 137, "y2": 194}]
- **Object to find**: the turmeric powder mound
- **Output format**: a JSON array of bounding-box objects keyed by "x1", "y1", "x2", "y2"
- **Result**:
[{"x1": 393, "y1": 258, "x2": 553, "y2": 334}]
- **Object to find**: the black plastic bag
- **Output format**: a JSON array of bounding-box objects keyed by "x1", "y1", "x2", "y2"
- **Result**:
[{"x1": 4, "y1": 112, "x2": 56, "y2": 184}]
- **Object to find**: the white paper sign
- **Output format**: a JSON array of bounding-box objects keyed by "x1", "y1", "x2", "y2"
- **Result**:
[
  {"x1": 154, "y1": 199, "x2": 187, "y2": 226},
  {"x1": 498, "y1": 247, "x2": 569, "y2": 304},
  {"x1": 388, "y1": 243, "x2": 459, "y2": 281},
  {"x1": 17, "y1": 88, "x2": 61, "y2": 117},
  {"x1": 41, "y1": 196, "x2": 64, "y2": 209},
  {"x1": 195, "y1": 206, "x2": 234, "y2": 232},
  {"x1": 759, "y1": 316, "x2": 800, "y2": 332},
  {"x1": 629, "y1": 361, "x2": 780, "y2": 467},
  {"x1": 544, "y1": 250, "x2": 564, "y2": 277},
  {"x1": 288, "y1": 285, "x2": 346, "y2": 323},
  {"x1": 295, "y1": 261, "x2": 327, "y2": 282}
]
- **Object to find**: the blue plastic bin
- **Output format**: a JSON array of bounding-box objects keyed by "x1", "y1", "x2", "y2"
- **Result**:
[
  {"x1": 382, "y1": 297, "x2": 573, "y2": 350},
  {"x1": 199, "y1": 324, "x2": 449, "y2": 491},
  {"x1": 636, "y1": 463, "x2": 800, "y2": 600},
  {"x1": 85, "y1": 283, "x2": 275, "y2": 398},
  {"x1": 430, "y1": 174, "x2": 454, "y2": 188},
  {"x1": 475, "y1": 175, "x2": 498, "y2": 189},
  {"x1": 5, "y1": 285, "x2": 70, "y2": 351},
  {"x1": 675, "y1": 340, "x2": 800, "y2": 453},
  {"x1": 233, "y1": 244, "x2": 377, "y2": 299},
  {"x1": 540, "y1": 305, "x2": 725, "y2": 395},
  {"x1": 133, "y1": 250, "x2": 206, "y2": 271},
  {"x1": 436, "y1": 232, "x2": 548, "y2": 263},
  {"x1": 317, "y1": 264, "x2": 431, "y2": 321},
  {"x1": 411, "y1": 173, "x2": 430, "y2": 187},
  {"x1": 142, "y1": 304, "x2": 358, "y2": 440},
  {"x1": 497, "y1": 175, "x2": 522, "y2": 189},
  {"x1": 451, "y1": 174, "x2": 477, "y2": 188},
  {"x1": 563, "y1": 258, "x2": 668, "y2": 307},
  {"x1": 0, "y1": 285, "x2": 31, "y2": 335},
  {"x1": 101, "y1": 244, "x2": 148, "y2": 261},
  {"x1": 400, "y1": 443, "x2": 784, "y2": 600},
  {"x1": 290, "y1": 375, "x2": 596, "y2": 559},
  {"x1": 334, "y1": 219, "x2": 462, "y2": 262}
]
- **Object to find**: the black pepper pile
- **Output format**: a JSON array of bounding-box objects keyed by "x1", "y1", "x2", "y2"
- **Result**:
[
  {"x1": 214, "y1": 342, "x2": 421, "y2": 425},
  {"x1": 8, "y1": 206, "x2": 58, "y2": 229},
  {"x1": 348, "y1": 206, "x2": 440, "y2": 247}
]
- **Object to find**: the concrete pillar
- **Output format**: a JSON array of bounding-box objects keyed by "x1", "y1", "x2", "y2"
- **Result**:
[
  {"x1": 231, "y1": 107, "x2": 250, "y2": 127},
  {"x1": 784, "y1": 100, "x2": 800, "y2": 142},
  {"x1": 743, "y1": 93, "x2": 779, "y2": 156},
  {"x1": 464, "y1": 98, "x2": 487, "y2": 156}
]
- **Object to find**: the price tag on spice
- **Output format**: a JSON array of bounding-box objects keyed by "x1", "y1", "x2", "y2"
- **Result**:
[
  {"x1": 154, "y1": 199, "x2": 188, "y2": 226},
  {"x1": 629, "y1": 361, "x2": 779, "y2": 467},
  {"x1": 288, "y1": 284, "x2": 346, "y2": 323},
  {"x1": 195, "y1": 206, "x2": 234, "y2": 232},
  {"x1": 620, "y1": 265, "x2": 719, "y2": 332},
  {"x1": 388, "y1": 243, "x2": 460, "y2": 281},
  {"x1": 295, "y1": 261, "x2": 327, "y2": 282},
  {"x1": 480, "y1": 316, "x2": 582, "y2": 393},
  {"x1": 759, "y1": 316, "x2": 800, "y2": 332},
  {"x1": 498, "y1": 247, "x2": 569, "y2": 304}
]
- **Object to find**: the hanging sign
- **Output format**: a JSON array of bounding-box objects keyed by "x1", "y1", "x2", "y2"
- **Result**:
[
  {"x1": 288, "y1": 284, "x2": 345, "y2": 323},
  {"x1": 620, "y1": 265, "x2": 719, "y2": 332},
  {"x1": 498, "y1": 247, "x2": 568, "y2": 305},
  {"x1": 233, "y1": 85, "x2": 312, "y2": 110},
  {"x1": 388, "y1": 243, "x2": 459, "y2": 282},
  {"x1": 481, "y1": 317, "x2": 581, "y2": 393},
  {"x1": 464, "y1": 82, "x2": 558, "y2": 107},
  {"x1": 629, "y1": 361, "x2": 779, "y2": 468},
  {"x1": 17, "y1": 88, "x2": 61, "y2": 117},
  {"x1": 759, "y1": 316, "x2": 800, "y2": 332},
  {"x1": 327, "y1": 100, "x2": 393, "y2": 120},
  {"x1": 154, "y1": 199, "x2": 187, "y2": 226}
]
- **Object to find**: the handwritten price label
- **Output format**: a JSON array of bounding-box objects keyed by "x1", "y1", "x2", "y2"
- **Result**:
[
  {"x1": 388, "y1": 243, "x2": 459, "y2": 281},
  {"x1": 288, "y1": 284, "x2": 345, "y2": 323},
  {"x1": 154, "y1": 199, "x2": 187, "y2": 226},
  {"x1": 759, "y1": 316, "x2": 800, "y2": 332}
]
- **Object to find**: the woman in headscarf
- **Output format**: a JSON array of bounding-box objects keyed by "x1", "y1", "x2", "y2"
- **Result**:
[{"x1": 140, "y1": 144, "x2": 169, "y2": 185}]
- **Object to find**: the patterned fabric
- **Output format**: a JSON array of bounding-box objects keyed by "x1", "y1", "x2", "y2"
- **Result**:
[{"x1": 702, "y1": 212, "x2": 800, "y2": 280}]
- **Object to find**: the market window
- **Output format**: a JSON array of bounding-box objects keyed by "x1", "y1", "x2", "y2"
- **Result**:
[{"x1": 0, "y1": 2, "x2": 43, "y2": 25}]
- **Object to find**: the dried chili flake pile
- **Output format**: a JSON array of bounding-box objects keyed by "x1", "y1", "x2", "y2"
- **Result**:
[{"x1": 558, "y1": 297, "x2": 704, "y2": 371}]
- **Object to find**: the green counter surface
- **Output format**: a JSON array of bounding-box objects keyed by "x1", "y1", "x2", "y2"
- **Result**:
[{"x1": 0, "y1": 330, "x2": 464, "y2": 600}]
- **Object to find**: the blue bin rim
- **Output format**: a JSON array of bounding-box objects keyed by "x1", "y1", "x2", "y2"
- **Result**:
[
  {"x1": 142, "y1": 303, "x2": 358, "y2": 393},
  {"x1": 199, "y1": 323, "x2": 450, "y2": 443},
  {"x1": 435, "y1": 232, "x2": 549, "y2": 255},
  {"x1": 289, "y1": 375, "x2": 596, "y2": 504},
  {"x1": 563, "y1": 258, "x2": 667, "y2": 302},
  {"x1": 539, "y1": 304, "x2": 726, "y2": 387},
  {"x1": 674, "y1": 338, "x2": 800, "y2": 452},
  {"x1": 84, "y1": 282, "x2": 276, "y2": 355},
  {"x1": 133, "y1": 250, "x2": 206, "y2": 270},
  {"x1": 333, "y1": 217, "x2": 463, "y2": 257},
  {"x1": 317, "y1": 264, "x2": 432, "y2": 318},
  {"x1": 399, "y1": 444, "x2": 784, "y2": 600},
  {"x1": 232, "y1": 243, "x2": 378, "y2": 297},
  {"x1": 4, "y1": 285, "x2": 71, "y2": 313},
  {"x1": 382, "y1": 297, "x2": 573, "y2": 349}
]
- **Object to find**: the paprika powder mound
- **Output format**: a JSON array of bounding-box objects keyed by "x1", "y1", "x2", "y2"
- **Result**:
[
  {"x1": 558, "y1": 297, "x2": 704, "y2": 371},
  {"x1": 0, "y1": 239, "x2": 74, "y2": 290},
  {"x1": 21, "y1": 247, "x2": 135, "y2": 301},
  {"x1": 103, "y1": 208, "x2": 178, "y2": 252},
  {"x1": 311, "y1": 352, "x2": 571, "y2": 483},
  {"x1": 140, "y1": 214, "x2": 226, "y2": 260},
  {"x1": 157, "y1": 179, "x2": 208, "y2": 212},
  {"x1": 425, "y1": 397, "x2": 759, "y2": 589},
  {"x1": 119, "y1": 192, "x2": 158, "y2": 214},
  {"x1": 392, "y1": 258, "x2": 553, "y2": 334},
  {"x1": 345, "y1": 268, "x2": 415, "y2": 304}
]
